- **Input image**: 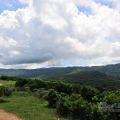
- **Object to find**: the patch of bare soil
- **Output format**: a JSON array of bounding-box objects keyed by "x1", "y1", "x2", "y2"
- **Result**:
[{"x1": 0, "y1": 110, "x2": 21, "y2": 120}]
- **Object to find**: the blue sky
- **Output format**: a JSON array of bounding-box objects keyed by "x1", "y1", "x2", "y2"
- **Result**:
[
  {"x1": 77, "y1": 5, "x2": 92, "y2": 15},
  {"x1": 95, "y1": 0, "x2": 114, "y2": 8},
  {"x1": 0, "y1": 0, "x2": 26, "y2": 13},
  {"x1": 77, "y1": 0, "x2": 114, "y2": 15},
  {"x1": 0, "y1": 0, "x2": 114, "y2": 15}
]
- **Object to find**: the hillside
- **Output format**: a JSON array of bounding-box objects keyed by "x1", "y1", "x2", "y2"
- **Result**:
[
  {"x1": 0, "y1": 63, "x2": 120, "y2": 76},
  {"x1": 0, "y1": 63, "x2": 120, "y2": 89},
  {"x1": 0, "y1": 63, "x2": 120, "y2": 77}
]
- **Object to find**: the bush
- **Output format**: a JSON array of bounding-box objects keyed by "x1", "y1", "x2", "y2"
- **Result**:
[
  {"x1": 53, "y1": 82, "x2": 73, "y2": 94},
  {"x1": 46, "y1": 89, "x2": 59, "y2": 108},
  {"x1": 57, "y1": 94, "x2": 92, "y2": 119},
  {"x1": 0, "y1": 75, "x2": 18, "y2": 81},
  {"x1": 0, "y1": 86, "x2": 13, "y2": 97},
  {"x1": 102, "y1": 91, "x2": 120, "y2": 104},
  {"x1": 81, "y1": 86, "x2": 99, "y2": 102},
  {"x1": 0, "y1": 97, "x2": 8, "y2": 103},
  {"x1": 57, "y1": 95, "x2": 71, "y2": 117},
  {"x1": 15, "y1": 78, "x2": 29, "y2": 88},
  {"x1": 71, "y1": 99, "x2": 92, "y2": 119},
  {"x1": 28, "y1": 79, "x2": 47, "y2": 91},
  {"x1": 35, "y1": 89, "x2": 49, "y2": 99},
  {"x1": 0, "y1": 76, "x2": 9, "y2": 80}
]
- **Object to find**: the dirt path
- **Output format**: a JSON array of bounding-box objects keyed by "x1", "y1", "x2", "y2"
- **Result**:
[{"x1": 0, "y1": 110, "x2": 21, "y2": 120}]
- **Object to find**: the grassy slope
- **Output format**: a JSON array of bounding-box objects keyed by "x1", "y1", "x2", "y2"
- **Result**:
[
  {"x1": 0, "y1": 80, "x2": 15, "y2": 87},
  {"x1": 0, "y1": 81, "x2": 65, "y2": 120},
  {"x1": 0, "y1": 92, "x2": 65, "y2": 120}
]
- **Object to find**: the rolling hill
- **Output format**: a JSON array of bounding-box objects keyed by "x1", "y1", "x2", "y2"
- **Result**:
[
  {"x1": 0, "y1": 63, "x2": 120, "y2": 77},
  {"x1": 0, "y1": 63, "x2": 120, "y2": 89}
]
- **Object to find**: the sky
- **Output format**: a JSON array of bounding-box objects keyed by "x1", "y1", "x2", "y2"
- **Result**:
[{"x1": 0, "y1": 0, "x2": 120, "y2": 69}]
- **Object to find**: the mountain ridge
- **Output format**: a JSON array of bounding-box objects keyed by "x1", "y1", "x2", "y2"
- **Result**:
[
  {"x1": 0, "y1": 63, "x2": 120, "y2": 89},
  {"x1": 0, "y1": 63, "x2": 120, "y2": 77}
]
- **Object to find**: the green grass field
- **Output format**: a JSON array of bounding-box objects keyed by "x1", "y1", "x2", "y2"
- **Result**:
[
  {"x1": 0, "y1": 81, "x2": 66, "y2": 120},
  {"x1": 0, "y1": 91, "x2": 66, "y2": 120},
  {"x1": 0, "y1": 80, "x2": 15, "y2": 87}
]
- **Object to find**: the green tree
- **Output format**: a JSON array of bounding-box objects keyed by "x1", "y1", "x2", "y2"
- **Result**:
[
  {"x1": 81, "y1": 86, "x2": 99, "y2": 102},
  {"x1": 46, "y1": 89, "x2": 59, "y2": 108}
]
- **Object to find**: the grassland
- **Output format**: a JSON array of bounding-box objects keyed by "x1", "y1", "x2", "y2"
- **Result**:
[
  {"x1": 0, "y1": 80, "x2": 66, "y2": 120},
  {"x1": 0, "y1": 91, "x2": 66, "y2": 120},
  {"x1": 0, "y1": 80, "x2": 15, "y2": 87}
]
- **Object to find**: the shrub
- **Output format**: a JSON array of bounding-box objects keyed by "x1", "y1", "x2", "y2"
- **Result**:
[
  {"x1": 46, "y1": 89, "x2": 59, "y2": 108},
  {"x1": 57, "y1": 94, "x2": 92, "y2": 119},
  {"x1": 0, "y1": 76, "x2": 8, "y2": 80},
  {"x1": 0, "y1": 97, "x2": 8, "y2": 103},
  {"x1": 0, "y1": 75, "x2": 18, "y2": 81},
  {"x1": 57, "y1": 95, "x2": 71, "y2": 117},
  {"x1": 81, "y1": 86, "x2": 99, "y2": 102},
  {"x1": 91, "y1": 105, "x2": 107, "y2": 120},
  {"x1": 15, "y1": 78, "x2": 29, "y2": 88},
  {"x1": 0, "y1": 86, "x2": 13, "y2": 97},
  {"x1": 102, "y1": 91, "x2": 120, "y2": 104},
  {"x1": 28, "y1": 79, "x2": 47, "y2": 91},
  {"x1": 53, "y1": 82, "x2": 73, "y2": 94},
  {"x1": 35, "y1": 89, "x2": 49, "y2": 99},
  {"x1": 71, "y1": 99, "x2": 92, "y2": 119}
]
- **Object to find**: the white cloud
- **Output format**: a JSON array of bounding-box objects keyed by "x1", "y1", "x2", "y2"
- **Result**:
[
  {"x1": 0, "y1": 36, "x2": 18, "y2": 48},
  {"x1": 0, "y1": 0, "x2": 120, "y2": 68}
]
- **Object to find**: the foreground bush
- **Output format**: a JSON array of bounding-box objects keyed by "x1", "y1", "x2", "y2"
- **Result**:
[
  {"x1": 81, "y1": 86, "x2": 99, "y2": 102},
  {"x1": 46, "y1": 89, "x2": 59, "y2": 108},
  {"x1": 56, "y1": 94, "x2": 117, "y2": 120},
  {"x1": 35, "y1": 89, "x2": 49, "y2": 99},
  {"x1": 57, "y1": 94, "x2": 93, "y2": 119},
  {"x1": 0, "y1": 97, "x2": 8, "y2": 103},
  {"x1": 15, "y1": 78, "x2": 29, "y2": 88},
  {"x1": 14, "y1": 77, "x2": 120, "y2": 120},
  {"x1": 0, "y1": 86, "x2": 13, "y2": 96}
]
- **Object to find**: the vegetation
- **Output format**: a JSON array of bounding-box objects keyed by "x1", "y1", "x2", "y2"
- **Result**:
[
  {"x1": 0, "y1": 70, "x2": 120, "y2": 120},
  {"x1": 0, "y1": 86, "x2": 13, "y2": 97},
  {"x1": 1, "y1": 63, "x2": 120, "y2": 89},
  {"x1": 15, "y1": 78, "x2": 120, "y2": 120},
  {"x1": 0, "y1": 91, "x2": 65, "y2": 120}
]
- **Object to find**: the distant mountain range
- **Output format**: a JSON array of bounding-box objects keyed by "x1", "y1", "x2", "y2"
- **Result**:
[
  {"x1": 0, "y1": 63, "x2": 120, "y2": 77},
  {"x1": 0, "y1": 63, "x2": 120, "y2": 89}
]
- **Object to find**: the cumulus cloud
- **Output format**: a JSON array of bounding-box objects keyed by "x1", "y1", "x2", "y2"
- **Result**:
[{"x1": 0, "y1": 0, "x2": 120, "y2": 68}]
